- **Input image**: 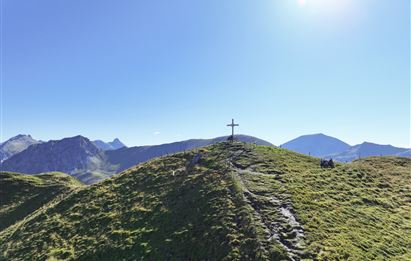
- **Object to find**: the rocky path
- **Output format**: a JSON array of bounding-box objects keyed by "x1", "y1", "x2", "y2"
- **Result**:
[{"x1": 225, "y1": 148, "x2": 307, "y2": 260}]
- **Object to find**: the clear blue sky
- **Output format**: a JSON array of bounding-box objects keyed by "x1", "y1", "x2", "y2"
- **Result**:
[{"x1": 1, "y1": 0, "x2": 410, "y2": 147}]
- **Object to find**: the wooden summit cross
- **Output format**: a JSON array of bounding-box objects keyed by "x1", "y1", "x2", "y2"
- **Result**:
[{"x1": 227, "y1": 119, "x2": 239, "y2": 142}]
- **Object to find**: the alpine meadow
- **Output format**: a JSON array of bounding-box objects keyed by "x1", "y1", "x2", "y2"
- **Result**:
[{"x1": 1, "y1": 0, "x2": 410, "y2": 260}]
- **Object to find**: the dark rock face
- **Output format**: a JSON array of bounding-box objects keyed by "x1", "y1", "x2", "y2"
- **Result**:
[
  {"x1": 1, "y1": 136, "x2": 105, "y2": 175},
  {"x1": 0, "y1": 135, "x2": 40, "y2": 162}
]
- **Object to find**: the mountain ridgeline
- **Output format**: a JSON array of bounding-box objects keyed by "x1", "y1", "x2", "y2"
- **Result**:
[
  {"x1": 329, "y1": 142, "x2": 411, "y2": 162},
  {"x1": 93, "y1": 138, "x2": 127, "y2": 151},
  {"x1": 0, "y1": 135, "x2": 273, "y2": 184},
  {"x1": 281, "y1": 133, "x2": 410, "y2": 161},
  {"x1": 1, "y1": 133, "x2": 409, "y2": 184},
  {"x1": 0, "y1": 136, "x2": 113, "y2": 184},
  {"x1": 0, "y1": 142, "x2": 410, "y2": 260},
  {"x1": 281, "y1": 133, "x2": 350, "y2": 157},
  {"x1": 0, "y1": 134, "x2": 40, "y2": 162},
  {"x1": 105, "y1": 134, "x2": 274, "y2": 173}
]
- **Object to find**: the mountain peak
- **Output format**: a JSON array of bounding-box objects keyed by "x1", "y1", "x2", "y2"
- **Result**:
[
  {"x1": 0, "y1": 135, "x2": 40, "y2": 162},
  {"x1": 1, "y1": 135, "x2": 106, "y2": 182},
  {"x1": 65, "y1": 135, "x2": 89, "y2": 141},
  {"x1": 110, "y1": 138, "x2": 126, "y2": 148},
  {"x1": 361, "y1": 141, "x2": 378, "y2": 146},
  {"x1": 8, "y1": 134, "x2": 32, "y2": 141},
  {"x1": 329, "y1": 141, "x2": 409, "y2": 162},
  {"x1": 281, "y1": 133, "x2": 350, "y2": 157},
  {"x1": 92, "y1": 138, "x2": 126, "y2": 151}
]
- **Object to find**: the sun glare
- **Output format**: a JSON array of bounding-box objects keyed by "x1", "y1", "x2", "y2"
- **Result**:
[{"x1": 296, "y1": 0, "x2": 354, "y2": 18}]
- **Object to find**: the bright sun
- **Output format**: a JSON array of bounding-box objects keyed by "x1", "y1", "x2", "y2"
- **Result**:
[
  {"x1": 298, "y1": 0, "x2": 307, "y2": 7},
  {"x1": 297, "y1": 0, "x2": 352, "y2": 16}
]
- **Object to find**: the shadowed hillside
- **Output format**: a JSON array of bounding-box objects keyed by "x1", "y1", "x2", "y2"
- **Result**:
[
  {"x1": 0, "y1": 172, "x2": 83, "y2": 232},
  {"x1": 0, "y1": 143, "x2": 410, "y2": 260}
]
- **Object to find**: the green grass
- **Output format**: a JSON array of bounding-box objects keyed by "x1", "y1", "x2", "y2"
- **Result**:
[
  {"x1": 233, "y1": 145, "x2": 411, "y2": 260},
  {"x1": 0, "y1": 172, "x2": 84, "y2": 232},
  {"x1": 0, "y1": 147, "x2": 274, "y2": 260},
  {"x1": 0, "y1": 143, "x2": 410, "y2": 260}
]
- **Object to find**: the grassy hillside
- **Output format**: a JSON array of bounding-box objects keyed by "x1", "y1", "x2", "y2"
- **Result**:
[
  {"x1": 0, "y1": 172, "x2": 84, "y2": 232},
  {"x1": 235, "y1": 146, "x2": 411, "y2": 260},
  {"x1": 0, "y1": 143, "x2": 410, "y2": 260}
]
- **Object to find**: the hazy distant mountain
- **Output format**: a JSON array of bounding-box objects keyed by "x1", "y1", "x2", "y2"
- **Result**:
[
  {"x1": 329, "y1": 142, "x2": 410, "y2": 162},
  {"x1": 1, "y1": 134, "x2": 272, "y2": 184},
  {"x1": 0, "y1": 135, "x2": 40, "y2": 162},
  {"x1": 397, "y1": 149, "x2": 411, "y2": 157},
  {"x1": 106, "y1": 134, "x2": 274, "y2": 172},
  {"x1": 0, "y1": 136, "x2": 115, "y2": 184},
  {"x1": 281, "y1": 133, "x2": 350, "y2": 157},
  {"x1": 2, "y1": 132, "x2": 409, "y2": 183},
  {"x1": 93, "y1": 138, "x2": 126, "y2": 151}
]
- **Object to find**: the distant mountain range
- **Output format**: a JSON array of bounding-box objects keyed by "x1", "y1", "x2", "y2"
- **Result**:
[
  {"x1": 281, "y1": 133, "x2": 411, "y2": 161},
  {"x1": 0, "y1": 135, "x2": 41, "y2": 162},
  {"x1": 0, "y1": 136, "x2": 113, "y2": 184},
  {"x1": 0, "y1": 134, "x2": 273, "y2": 184},
  {"x1": 93, "y1": 138, "x2": 127, "y2": 151},
  {"x1": 1, "y1": 133, "x2": 409, "y2": 184},
  {"x1": 328, "y1": 142, "x2": 411, "y2": 162}
]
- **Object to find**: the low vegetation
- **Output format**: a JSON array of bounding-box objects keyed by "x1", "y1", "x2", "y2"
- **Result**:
[
  {"x1": 0, "y1": 143, "x2": 409, "y2": 260},
  {"x1": 235, "y1": 145, "x2": 411, "y2": 260},
  {"x1": 0, "y1": 172, "x2": 83, "y2": 232}
]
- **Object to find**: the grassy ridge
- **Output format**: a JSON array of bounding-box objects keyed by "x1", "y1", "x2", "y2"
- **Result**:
[
  {"x1": 0, "y1": 147, "x2": 280, "y2": 260},
  {"x1": 0, "y1": 143, "x2": 410, "y2": 260},
  {"x1": 235, "y1": 145, "x2": 411, "y2": 260},
  {"x1": 0, "y1": 172, "x2": 83, "y2": 232}
]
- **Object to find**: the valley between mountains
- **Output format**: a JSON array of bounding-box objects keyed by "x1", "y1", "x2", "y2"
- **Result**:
[{"x1": 1, "y1": 142, "x2": 410, "y2": 260}]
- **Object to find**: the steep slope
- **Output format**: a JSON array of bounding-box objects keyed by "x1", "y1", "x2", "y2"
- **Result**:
[
  {"x1": 1, "y1": 142, "x2": 410, "y2": 260},
  {"x1": 0, "y1": 134, "x2": 40, "y2": 162},
  {"x1": 0, "y1": 136, "x2": 116, "y2": 184},
  {"x1": 106, "y1": 134, "x2": 274, "y2": 172},
  {"x1": 281, "y1": 133, "x2": 350, "y2": 157},
  {"x1": 93, "y1": 138, "x2": 127, "y2": 151},
  {"x1": 329, "y1": 142, "x2": 410, "y2": 162},
  {"x1": 0, "y1": 171, "x2": 83, "y2": 232}
]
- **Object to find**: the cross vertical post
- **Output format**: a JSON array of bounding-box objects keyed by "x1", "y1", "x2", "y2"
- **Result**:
[{"x1": 227, "y1": 119, "x2": 239, "y2": 143}]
